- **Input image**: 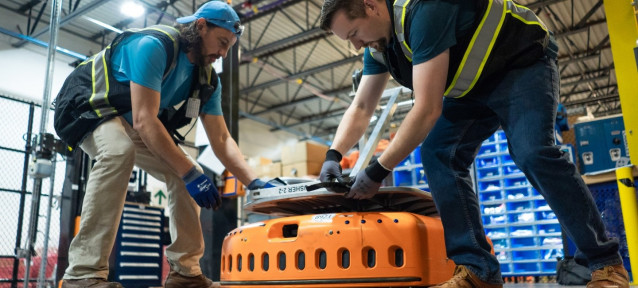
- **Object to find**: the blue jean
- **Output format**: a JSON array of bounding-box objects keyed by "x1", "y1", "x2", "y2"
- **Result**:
[{"x1": 420, "y1": 54, "x2": 622, "y2": 284}]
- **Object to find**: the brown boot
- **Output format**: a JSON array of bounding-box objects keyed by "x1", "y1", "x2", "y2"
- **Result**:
[
  {"x1": 61, "y1": 278, "x2": 123, "y2": 288},
  {"x1": 431, "y1": 265, "x2": 503, "y2": 288},
  {"x1": 164, "y1": 271, "x2": 214, "y2": 288},
  {"x1": 586, "y1": 264, "x2": 629, "y2": 288}
]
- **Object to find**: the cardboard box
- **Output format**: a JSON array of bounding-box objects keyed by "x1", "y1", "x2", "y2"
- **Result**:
[
  {"x1": 261, "y1": 162, "x2": 282, "y2": 178},
  {"x1": 281, "y1": 141, "x2": 329, "y2": 164},
  {"x1": 282, "y1": 162, "x2": 323, "y2": 177}
]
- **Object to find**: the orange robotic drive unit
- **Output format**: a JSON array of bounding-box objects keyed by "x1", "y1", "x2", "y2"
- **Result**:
[{"x1": 220, "y1": 211, "x2": 454, "y2": 287}]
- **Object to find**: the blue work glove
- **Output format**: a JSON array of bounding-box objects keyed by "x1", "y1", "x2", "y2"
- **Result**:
[
  {"x1": 347, "y1": 159, "x2": 391, "y2": 199},
  {"x1": 183, "y1": 167, "x2": 221, "y2": 209},
  {"x1": 247, "y1": 178, "x2": 277, "y2": 190},
  {"x1": 319, "y1": 149, "x2": 344, "y2": 183}
]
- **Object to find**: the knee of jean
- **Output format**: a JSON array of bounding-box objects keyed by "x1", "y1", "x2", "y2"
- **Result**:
[
  {"x1": 511, "y1": 145, "x2": 560, "y2": 173},
  {"x1": 421, "y1": 138, "x2": 447, "y2": 171}
]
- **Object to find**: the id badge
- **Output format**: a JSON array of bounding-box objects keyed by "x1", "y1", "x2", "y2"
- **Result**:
[{"x1": 185, "y1": 98, "x2": 201, "y2": 118}]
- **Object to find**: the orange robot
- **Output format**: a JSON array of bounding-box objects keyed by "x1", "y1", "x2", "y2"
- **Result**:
[{"x1": 219, "y1": 181, "x2": 501, "y2": 287}]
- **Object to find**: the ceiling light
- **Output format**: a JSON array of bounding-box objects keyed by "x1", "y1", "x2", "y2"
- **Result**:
[{"x1": 121, "y1": 1, "x2": 145, "y2": 18}]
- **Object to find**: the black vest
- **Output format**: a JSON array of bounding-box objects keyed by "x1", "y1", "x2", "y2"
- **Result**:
[
  {"x1": 53, "y1": 25, "x2": 218, "y2": 148},
  {"x1": 374, "y1": 0, "x2": 553, "y2": 97}
]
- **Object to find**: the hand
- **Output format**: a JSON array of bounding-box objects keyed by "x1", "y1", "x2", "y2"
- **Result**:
[
  {"x1": 247, "y1": 178, "x2": 277, "y2": 190},
  {"x1": 320, "y1": 149, "x2": 344, "y2": 183},
  {"x1": 346, "y1": 159, "x2": 391, "y2": 199},
  {"x1": 183, "y1": 167, "x2": 221, "y2": 209}
]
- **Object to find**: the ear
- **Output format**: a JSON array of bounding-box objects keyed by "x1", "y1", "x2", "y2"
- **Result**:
[
  {"x1": 195, "y1": 18, "x2": 207, "y2": 31},
  {"x1": 363, "y1": 0, "x2": 378, "y2": 13}
]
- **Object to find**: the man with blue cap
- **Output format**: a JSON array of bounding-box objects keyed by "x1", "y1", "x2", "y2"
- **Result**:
[{"x1": 55, "y1": 1, "x2": 273, "y2": 287}]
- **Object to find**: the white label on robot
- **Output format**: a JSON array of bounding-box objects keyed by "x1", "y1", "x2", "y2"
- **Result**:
[{"x1": 311, "y1": 214, "x2": 336, "y2": 223}]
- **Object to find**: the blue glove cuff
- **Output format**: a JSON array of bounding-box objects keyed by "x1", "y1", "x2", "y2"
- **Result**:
[
  {"x1": 326, "y1": 149, "x2": 343, "y2": 162},
  {"x1": 182, "y1": 166, "x2": 201, "y2": 183},
  {"x1": 365, "y1": 159, "x2": 392, "y2": 182}
]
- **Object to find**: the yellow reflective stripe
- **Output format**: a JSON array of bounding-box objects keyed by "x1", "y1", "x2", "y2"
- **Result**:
[
  {"x1": 399, "y1": 0, "x2": 412, "y2": 61},
  {"x1": 89, "y1": 51, "x2": 101, "y2": 117},
  {"x1": 88, "y1": 48, "x2": 117, "y2": 117},
  {"x1": 507, "y1": 2, "x2": 548, "y2": 32},
  {"x1": 444, "y1": 0, "x2": 505, "y2": 98}
]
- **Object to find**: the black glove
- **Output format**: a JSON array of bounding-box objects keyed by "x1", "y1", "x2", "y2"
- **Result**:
[
  {"x1": 247, "y1": 178, "x2": 276, "y2": 190},
  {"x1": 319, "y1": 149, "x2": 344, "y2": 183},
  {"x1": 183, "y1": 167, "x2": 221, "y2": 209},
  {"x1": 346, "y1": 159, "x2": 391, "y2": 199}
]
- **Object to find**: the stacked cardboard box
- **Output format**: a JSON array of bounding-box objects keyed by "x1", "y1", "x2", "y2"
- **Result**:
[
  {"x1": 248, "y1": 156, "x2": 282, "y2": 178},
  {"x1": 281, "y1": 141, "x2": 329, "y2": 177}
]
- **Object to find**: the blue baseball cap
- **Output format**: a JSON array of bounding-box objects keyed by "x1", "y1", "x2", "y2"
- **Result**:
[{"x1": 176, "y1": 1, "x2": 243, "y2": 39}]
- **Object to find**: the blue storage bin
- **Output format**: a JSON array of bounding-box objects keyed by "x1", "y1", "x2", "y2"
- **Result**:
[
  {"x1": 480, "y1": 190, "x2": 503, "y2": 202},
  {"x1": 397, "y1": 155, "x2": 411, "y2": 166},
  {"x1": 536, "y1": 210, "x2": 557, "y2": 221},
  {"x1": 500, "y1": 263, "x2": 512, "y2": 274},
  {"x1": 502, "y1": 164, "x2": 522, "y2": 176},
  {"x1": 477, "y1": 166, "x2": 500, "y2": 179},
  {"x1": 477, "y1": 156, "x2": 498, "y2": 168},
  {"x1": 534, "y1": 199, "x2": 550, "y2": 210},
  {"x1": 531, "y1": 187, "x2": 541, "y2": 196},
  {"x1": 540, "y1": 248, "x2": 563, "y2": 260},
  {"x1": 499, "y1": 142, "x2": 509, "y2": 153},
  {"x1": 496, "y1": 130, "x2": 507, "y2": 141},
  {"x1": 509, "y1": 212, "x2": 534, "y2": 223},
  {"x1": 393, "y1": 170, "x2": 413, "y2": 186},
  {"x1": 513, "y1": 263, "x2": 539, "y2": 273},
  {"x1": 415, "y1": 167, "x2": 427, "y2": 185},
  {"x1": 500, "y1": 154, "x2": 514, "y2": 165},
  {"x1": 478, "y1": 179, "x2": 501, "y2": 192},
  {"x1": 537, "y1": 223, "x2": 561, "y2": 235},
  {"x1": 479, "y1": 144, "x2": 498, "y2": 155},
  {"x1": 491, "y1": 238, "x2": 508, "y2": 249},
  {"x1": 510, "y1": 226, "x2": 534, "y2": 238},
  {"x1": 507, "y1": 201, "x2": 531, "y2": 212},
  {"x1": 504, "y1": 177, "x2": 528, "y2": 188},
  {"x1": 512, "y1": 250, "x2": 539, "y2": 261},
  {"x1": 505, "y1": 187, "x2": 528, "y2": 200},
  {"x1": 486, "y1": 227, "x2": 508, "y2": 239},
  {"x1": 542, "y1": 262, "x2": 558, "y2": 272}
]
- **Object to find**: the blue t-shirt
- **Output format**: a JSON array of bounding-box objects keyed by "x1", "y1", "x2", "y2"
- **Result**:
[
  {"x1": 109, "y1": 33, "x2": 223, "y2": 123},
  {"x1": 363, "y1": 0, "x2": 475, "y2": 75}
]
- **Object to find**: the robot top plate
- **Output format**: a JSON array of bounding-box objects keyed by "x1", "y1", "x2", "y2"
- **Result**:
[{"x1": 244, "y1": 178, "x2": 439, "y2": 217}]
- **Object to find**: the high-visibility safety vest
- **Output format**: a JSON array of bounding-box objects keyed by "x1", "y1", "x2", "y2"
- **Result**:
[
  {"x1": 370, "y1": 0, "x2": 556, "y2": 98},
  {"x1": 54, "y1": 25, "x2": 217, "y2": 148}
]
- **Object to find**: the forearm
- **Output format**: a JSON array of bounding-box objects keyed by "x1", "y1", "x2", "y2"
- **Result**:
[
  {"x1": 331, "y1": 73, "x2": 389, "y2": 154},
  {"x1": 377, "y1": 104, "x2": 440, "y2": 169},
  {"x1": 330, "y1": 105, "x2": 375, "y2": 154},
  {"x1": 214, "y1": 136, "x2": 256, "y2": 185}
]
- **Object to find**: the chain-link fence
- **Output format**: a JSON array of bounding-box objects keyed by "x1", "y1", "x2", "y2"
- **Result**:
[{"x1": 0, "y1": 95, "x2": 66, "y2": 287}]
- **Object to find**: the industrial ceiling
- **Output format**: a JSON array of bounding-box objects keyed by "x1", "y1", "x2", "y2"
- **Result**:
[{"x1": 0, "y1": 0, "x2": 620, "y2": 143}]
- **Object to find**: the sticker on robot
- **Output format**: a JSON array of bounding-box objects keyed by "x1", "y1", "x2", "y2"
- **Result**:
[{"x1": 311, "y1": 214, "x2": 336, "y2": 223}]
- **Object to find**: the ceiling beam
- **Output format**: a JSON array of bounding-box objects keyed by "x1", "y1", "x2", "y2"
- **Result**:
[
  {"x1": 241, "y1": 55, "x2": 362, "y2": 94},
  {"x1": 12, "y1": 0, "x2": 111, "y2": 47}
]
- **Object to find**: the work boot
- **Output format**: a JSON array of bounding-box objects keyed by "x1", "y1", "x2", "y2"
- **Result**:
[
  {"x1": 431, "y1": 265, "x2": 503, "y2": 288},
  {"x1": 61, "y1": 278, "x2": 123, "y2": 288},
  {"x1": 586, "y1": 264, "x2": 629, "y2": 288},
  {"x1": 164, "y1": 271, "x2": 214, "y2": 288}
]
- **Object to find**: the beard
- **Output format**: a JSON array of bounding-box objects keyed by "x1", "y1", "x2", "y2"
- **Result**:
[{"x1": 372, "y1": 37, "x2": 388, "y2": 52}]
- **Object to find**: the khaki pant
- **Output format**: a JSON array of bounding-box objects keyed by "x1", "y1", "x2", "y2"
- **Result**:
[{"x1": 64, "y1": 117, "x2": 205, "y2": 279}]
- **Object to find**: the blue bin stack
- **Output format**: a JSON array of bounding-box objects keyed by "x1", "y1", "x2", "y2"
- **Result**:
[{"x1": 475, "y1": 130, "x2": 564, "y2": 276}]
